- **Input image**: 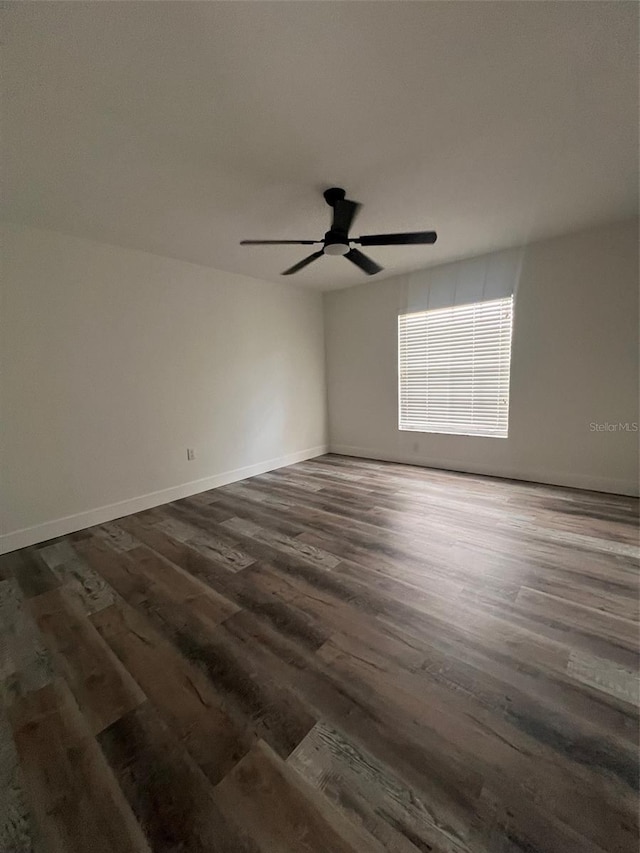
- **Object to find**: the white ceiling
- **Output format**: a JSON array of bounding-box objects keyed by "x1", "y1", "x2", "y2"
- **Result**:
[{"x1": 2, "y1": 2, "x2": 638, "y2": 291}]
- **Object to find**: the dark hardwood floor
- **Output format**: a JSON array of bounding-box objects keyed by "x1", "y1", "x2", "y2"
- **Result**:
[{"x1": 1, "y1": 454, "x2": 638, "y2": 853}]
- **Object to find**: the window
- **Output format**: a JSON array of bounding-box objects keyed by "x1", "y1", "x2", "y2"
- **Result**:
[{"x1": 398, "y1": 296, "x2": 513, "y2": 438}]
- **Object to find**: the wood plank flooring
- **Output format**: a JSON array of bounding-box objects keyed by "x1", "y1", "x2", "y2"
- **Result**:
[{"x1": 1, "y1": 454, "x2": 638, "y2": 853}]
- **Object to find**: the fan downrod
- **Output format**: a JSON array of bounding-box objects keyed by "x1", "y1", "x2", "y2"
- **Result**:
[{"x1": 323, "y1": 187, "x2": 346, "y2": 207}]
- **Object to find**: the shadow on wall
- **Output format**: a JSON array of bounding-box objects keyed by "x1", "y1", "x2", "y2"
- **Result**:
[{"x1": 401, "y1": 246, "x2": 525, "y2": 314}]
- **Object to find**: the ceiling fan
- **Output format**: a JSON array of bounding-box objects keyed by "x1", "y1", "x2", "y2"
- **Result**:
[{"x1": 240, "y1": 187, "x2": 437, "y2": 276}]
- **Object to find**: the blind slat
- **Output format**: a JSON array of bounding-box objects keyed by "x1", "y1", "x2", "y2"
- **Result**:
[{"x1": 398, "y1": 296, "x2": 513, "y2": 438}]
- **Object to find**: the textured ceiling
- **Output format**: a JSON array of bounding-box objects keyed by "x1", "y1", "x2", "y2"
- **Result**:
[{"x1": 2, "y1": 1, "x2": 638, "y2": 290}]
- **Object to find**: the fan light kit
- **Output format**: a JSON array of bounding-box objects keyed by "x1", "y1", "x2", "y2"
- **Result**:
[{"x1": 240, "y1": 187, "x2": 437, "y2": 276}]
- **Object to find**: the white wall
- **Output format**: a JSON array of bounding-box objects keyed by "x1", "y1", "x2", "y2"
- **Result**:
[
  {"x1": 2, "y1": 217, "x2": 637, "y2": 556},
  {"x1": 324, "y1": 219, "x2": 639, "y2": 496},
  {"x1": 1, "y1": 223, "x2": 327, "y2": 552}
]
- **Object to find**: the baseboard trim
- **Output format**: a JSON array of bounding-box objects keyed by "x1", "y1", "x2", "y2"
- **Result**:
[
  {"x1": 329, "y1": 443, "x2": 639, "y2": 497},
  {"x1": 0, "y1": 444, "x2": 328, "y2": 555}
]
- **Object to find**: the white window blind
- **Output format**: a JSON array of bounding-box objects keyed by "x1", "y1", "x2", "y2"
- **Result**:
[{"x1": 398, "y1": 296, "x2": 513, "y2": 438}]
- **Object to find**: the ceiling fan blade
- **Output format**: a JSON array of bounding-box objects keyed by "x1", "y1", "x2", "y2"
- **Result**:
[
  {"x1": 355, "y1": 231, "x2": 438, "y2": 246},
  {"x1": 281, "y1": 250, "x2": 325, "y2": 276},
  {"x1": 332, "y1": 199, "x2": 360, "y2": 234},
  {"x1": 241, "y1": 239, "x2": 320, "y2": 245},
  {"x1": 345, "y1": 248, "x2": 383, "y2": 275}
]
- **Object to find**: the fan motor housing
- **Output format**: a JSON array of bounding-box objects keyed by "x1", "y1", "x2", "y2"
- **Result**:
[{"x1": 324, "y1": 230, "x2": 350, "y2": 255}]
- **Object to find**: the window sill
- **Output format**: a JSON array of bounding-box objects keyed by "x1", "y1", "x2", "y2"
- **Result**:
[{"x1": 399, "y1": 426, "x2": 509, "y2": 439}]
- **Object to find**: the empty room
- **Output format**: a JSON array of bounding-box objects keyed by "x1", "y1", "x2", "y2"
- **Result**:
[{"x1": 1, "y1": 2, "x2": 638, "y2": 852}]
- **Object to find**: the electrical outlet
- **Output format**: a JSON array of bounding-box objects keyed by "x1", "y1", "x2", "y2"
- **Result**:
[{"x1": 187, "y1": 448, "x2": 195, "y2": 461}]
